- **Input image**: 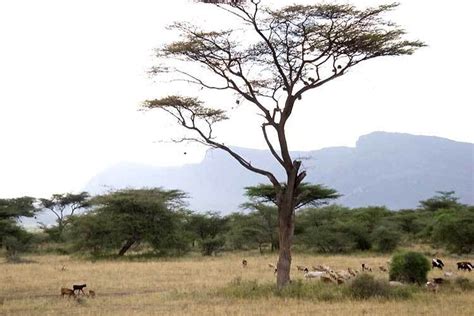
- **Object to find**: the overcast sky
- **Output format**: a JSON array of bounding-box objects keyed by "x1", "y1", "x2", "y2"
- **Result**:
[{"x1": 0, "y1": 0, "x2": 473, "y2": 199}]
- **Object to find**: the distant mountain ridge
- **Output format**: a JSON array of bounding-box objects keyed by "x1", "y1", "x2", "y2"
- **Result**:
[{"x1": 85, "y1": 132, "x2": 474, "y2": 212}]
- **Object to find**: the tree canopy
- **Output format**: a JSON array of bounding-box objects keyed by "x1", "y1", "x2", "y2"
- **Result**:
[{"x1": 143, "y1": 0, "x2": 424, "y2": 288}]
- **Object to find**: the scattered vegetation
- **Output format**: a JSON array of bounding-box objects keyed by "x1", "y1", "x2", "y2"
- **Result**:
[{"x1": 389, "y1": 252, "x2": 431, "y2": 284}]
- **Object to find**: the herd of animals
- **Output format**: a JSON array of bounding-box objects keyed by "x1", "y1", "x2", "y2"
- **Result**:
[
  {"x1": 242, "y1": 258, "x2": 473, "y2": 292},
  {"x1": 59, "y1": 258, "x2": 472, "y2": 299},
  {"x1": 60, "y1": 284, "x2": 95, "y2": 298}
]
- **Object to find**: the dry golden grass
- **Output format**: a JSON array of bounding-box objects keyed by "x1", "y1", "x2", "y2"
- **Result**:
[{"x1": 0, "y1": 253, "x2": 473, "y2": 315}]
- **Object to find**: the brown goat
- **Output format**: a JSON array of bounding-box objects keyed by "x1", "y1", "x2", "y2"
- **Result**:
[
  {"x1": 88, "y1": 290, "x2": 96, "y2": 298},
  {"x1": 60, "y1": 287, "x2": 75, "y2": 298}
]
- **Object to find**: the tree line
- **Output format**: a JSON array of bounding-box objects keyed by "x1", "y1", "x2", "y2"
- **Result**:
[{"x1": 1, "y1": 188, "x2": 472, "y2": 261}]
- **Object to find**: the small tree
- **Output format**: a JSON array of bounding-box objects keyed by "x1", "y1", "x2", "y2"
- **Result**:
[
  {"x1": 431, "y1": 207, "x2": 474, "y2": 254},
  {"x1": 371, "y1": 225, "x2": 401, "y2": 253},
  {"x1": 143, "y1": 1, "x2": 424, "y2": 288},
  {"x1": 419, "y1": 191, "x2": 463, "y2": 212},
  {"x1": 38, "y1": 192, "x2": 90, "y2": 240},
  {"x1": 389, "y1": 251, "x2": 430, "y2": 284},
  {"x1": 187, "y1": 212, "x2": 228, "y2": 255},
  {"x1": 0, "y1": 197, "x2": 36, "y2": 260},
  {"x1": 69, "y1": 188, "x2": 189, "y2": 256}
]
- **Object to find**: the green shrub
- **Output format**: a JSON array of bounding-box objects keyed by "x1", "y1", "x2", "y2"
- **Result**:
[
  {"x1": 349, "y1": 274, "x2": 390, "y2": 299},
  {"x1": 348, "y1": 274, "x2": 415, "y2": 300},
  {"x1": 454, "y1": 277, "x2": 474, "y2": 291},
  {"x1": 389, "y1": 251, "x2": 430, "y2": 284},
  {"x1": 371, "y1": 226, "x2": 401, "y2": 252},
  {"x1": 220, "y1": 279, "x2": 343, "y2": 301}
]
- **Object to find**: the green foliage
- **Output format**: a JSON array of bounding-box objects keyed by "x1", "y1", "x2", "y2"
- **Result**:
[
  {"x1": 38, "y1": 191, "x2": 90, "y2": 241},
  {"x1": 389, "y1": 252, "x2": 431, "y2": 284},
  {"x1": 0, "y1": 197, "x2": 36, "y2": 259},
  {"x1": 219, "y1": 277, "x2": 414, "y2": 301},
  {"x1": 187, "y1": 212, "x2": 228, "y2": 256},
  {"x1": 419, "y1": 191, "x2": 462, "y2": 212},
  {"x1": 244, "y1": 183, "x2": 340, "y2": 209},
  {"x1": 67, "y1": 188, "x2": 190, "y2": 256},
  {"x1": 371, "y1": 226, "x2": 401, "y2": 252},
  {"x1": 431, "y1": 207, "x2": 474, "y2": 254},
  {"x1": 348, "y1": 274, "x2": 413, "y2": 300}
]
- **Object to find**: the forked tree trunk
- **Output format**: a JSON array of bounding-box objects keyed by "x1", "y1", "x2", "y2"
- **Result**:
[{"x1": 276, "y1": 194, "x2": 296, "y2": 289}]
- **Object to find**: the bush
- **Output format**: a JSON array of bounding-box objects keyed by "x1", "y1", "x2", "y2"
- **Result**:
[
  {"x1": 371, "y1": 226, "x2": 401, "y2": 252},
  {"x1": 389, "y1": 251, "x2": 430, "y2": 284},
  {"x1": 348, "y1": 274, "x2": 415, "y2": 300}
]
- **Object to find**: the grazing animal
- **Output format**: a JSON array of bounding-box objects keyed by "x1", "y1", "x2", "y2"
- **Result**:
[
  {"x1": 432, "y1": 258, "x2": 445, "y2": 270},
  {"x1": 444, "y1": 271, "x2": 454, "y2": 277},
  {"x1": 457, "y1": 261, "x2": 473, "y2": 272},
  {"x1": 304, "y1": 271, "x2": 325, "y2": 279},
  {"x1": 379, "y1": 266, "x2": 388, "y2": 272},
  {"x1": 60, "y1": 287, "x2": 75, "y2": 298},
  {"x1": 268, "y1": 263, "x2": 276, "y2": 269},
  {"x1": 389, "y1": 281, "x2": 404, "y2": 287},
  {"x1": 73, "y1": 284, "x2": 87, "y2": 295},
  {"x1": 320, "y1": 275, "x2": 333, "y2": 283},
  {"x1": 361, "y1": 263, "x2": 372, "y2": 272},
  {"x1": 312, "y1": 265, "x2": 325, "y2": 272},
  {"x1": 296, "y1": 265, "x2": 307, "y2": 272},
  {"x1": 88, "y1": 290, "x2": 96, "y2": 298},
  {"x1": 433, "y1": 277, "x2": 445, "y2": 284},
  {"x1": 426, "y1": 281, "x2": 439, "y2": 293},
  {"x1": 242, "y1": 259, "x2": 248, "y2": 267},
  {"x1": 347, "y1": 268, "x2": 357, "y2": 277}
]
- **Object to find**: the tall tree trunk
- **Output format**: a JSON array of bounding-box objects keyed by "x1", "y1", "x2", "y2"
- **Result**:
[
  {"x1": 118, "y1": 238, "x2": 137, "y2": 256},
  {"x1": 276, "y1": 194, "x2": 295, "y2": 289}
]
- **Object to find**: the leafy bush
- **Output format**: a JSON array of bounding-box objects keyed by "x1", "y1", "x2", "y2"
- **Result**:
[
  {"x1": 389, "y1": 251, "x2": 430, "y2": 284},
  {"x1": 349, "y1": 274, "x2": 390, "y2": 299},
  {"x1": 371, "y1": 226, "x2": 401, "y2": 252},
  {"x1": 348, "y1": 274, "x2": 414, "y2": 300},
  {"x1": 220, "y1": 277, "x2": 414, "y2": 301}
]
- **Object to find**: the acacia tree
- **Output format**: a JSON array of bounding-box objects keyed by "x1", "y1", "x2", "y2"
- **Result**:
[
  {"x1": 143, "y1": 1, "x2": 424, "y2": 288},
  {"x1": 38, "y1": 192, "x2": 90, "y2": 240}
]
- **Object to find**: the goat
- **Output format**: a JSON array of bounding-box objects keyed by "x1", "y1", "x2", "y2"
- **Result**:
[
  {"x1": 60, "y1": 287, "x2": 75, "y2": 298},
  {"x1": 320, "y1": 275, "x2": 333, "y2": 283},
  {"x1": 426, "y1": 281, "x2": 439, "y2": 293},
  {"x1": 347, "y1": 268, "x2": 358, "y2": 277},
  {"x1": 432, "y1": 258, "x2": 444, "y2": 270},
  {"x1": 87, "y1": 290, "x2": 96, "y2": 298},
  {"x1": 444, "y1": 271, "x2": 454, "y2": 277},
  {"x1": 304, "y1": 271, "x2": 326, "y2": 279},
  {"x1": 433, "y1": 277, "x2": 445, "y2": 284},
  {"x1": 457, "y1": 261, "x2": 473, "y2": 272},
  {"x1": 73, "y1": 284, "x2": 87, "y2": 295},
  {"x1": 389, "y1": 281, "x2": 404, "y2": 287},
  {"x1": 242, "y1": 259, "x2": 248, "y2": 268},
  {"x1": 361, "y1": 263, "x2": 372, "y2": 272},
  {"x1": 379, "y1": 266, "x2": 388, "y2": 272},
  {"x1": 296, "y1": 265, "x2": 307, "y2": 272}
]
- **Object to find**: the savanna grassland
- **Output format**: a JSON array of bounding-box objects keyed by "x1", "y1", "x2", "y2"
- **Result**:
[{"x1": 1, "y1": 253, "x2": 473, "y2": 315}]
